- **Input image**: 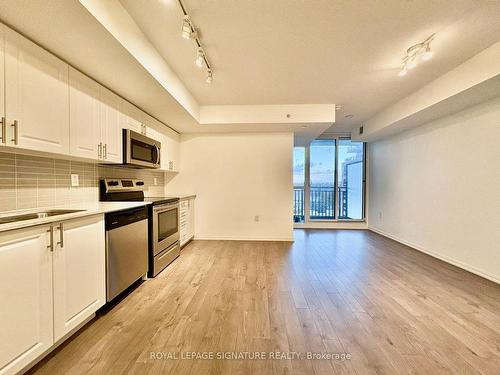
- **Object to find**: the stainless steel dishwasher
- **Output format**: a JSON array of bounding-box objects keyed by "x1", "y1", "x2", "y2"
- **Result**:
[{"x1": 105, "y1": 207, "x2": 148, "y2": 302}]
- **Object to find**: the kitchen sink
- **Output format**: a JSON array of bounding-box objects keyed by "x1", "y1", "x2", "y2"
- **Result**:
[{"x1": 0, "y1": 209, "x2": 86, "y2": 224}]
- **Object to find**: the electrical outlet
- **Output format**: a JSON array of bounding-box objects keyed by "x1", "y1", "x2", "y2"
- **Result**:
[
  {"x1": 71, "y1": 174, "x2": 79, "y2": 187},
  {"x1": 254, "y1": 215, "x2": 260, "y2": 222},
  {"x1": 378, "y1": 211, "x2": 382, "y2": 220},
  {"x1": 153, "y1": 177, "x2": 158, "y2": 186}
]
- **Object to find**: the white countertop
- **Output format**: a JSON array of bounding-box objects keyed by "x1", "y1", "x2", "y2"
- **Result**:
[
  {"x1": 0, "y1": 201, "x2": 151, "y2": 233},
  {"x1": 162, "y1": 194, "x2": 196, "y2": 200}
]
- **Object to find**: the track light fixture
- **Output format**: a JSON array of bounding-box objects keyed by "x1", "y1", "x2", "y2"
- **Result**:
[
  {"x1": 178, "y1": 0, "x2": 214, "y2": 83},
  {"x1": 399, "y1": 34, "x2": 435, "y2": 77}
]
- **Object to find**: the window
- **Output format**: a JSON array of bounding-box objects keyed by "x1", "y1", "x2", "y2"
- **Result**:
[
  {"x1": 337, "y1": 140, "x2": 364, "y2": 220},
  {"x1": 309, "y1": 140, "x2": 335, "y2": 219},
  {"x1": 293, "y1": 147, "x2": 305, "y2": 223},
  {"x1": 292, "y1": 138, "x2": 365, "y2": 223}
]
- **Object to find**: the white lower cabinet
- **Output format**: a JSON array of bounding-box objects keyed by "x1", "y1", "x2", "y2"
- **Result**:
[
  {"x1": 0, "y1": 215, "x2": 105, "y2": 375},
  {"x1": 0, "y1": 226, "x2": 53, "y2": 375},
  {"x1": 180, "y1": 198, "x2": 195, "y2": 247},
  {"x1": 52, "y1": 215, "x2": 105, "y2": 341}
]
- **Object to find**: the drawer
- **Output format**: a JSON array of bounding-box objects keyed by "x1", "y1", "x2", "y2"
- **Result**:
[{"x1": 151, "y1": 243, "x2": 180, "y2": 277}]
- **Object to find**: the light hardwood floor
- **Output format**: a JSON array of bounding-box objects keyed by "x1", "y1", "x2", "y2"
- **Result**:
[{"x1": 28, "y1": 229, "x2": 500, "y2": 375}]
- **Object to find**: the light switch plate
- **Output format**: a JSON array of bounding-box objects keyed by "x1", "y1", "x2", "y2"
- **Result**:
[{"x1": 71, "y1": 174, "x2": 79, "y2": 187}]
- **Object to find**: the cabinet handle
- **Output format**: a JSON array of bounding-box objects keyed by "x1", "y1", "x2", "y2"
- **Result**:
[
  {"x1": 47, "y1": 225, "x2": 54, "y2": 252},
  {"x1": 57, "y1": 223, "x2": 64, "y2": 248},
  {"x1": 0, "y1": 117, "x2": 5, "y2": 144},
  {"x1": 98, "y1": 142, "x2": 102, "y2": 159},
  {"x1": 11, "y1": 120, "x2": 18, "y2": 145},
  {"x1": 103, "y1": 143, "x2": 107, "y2": 159}
]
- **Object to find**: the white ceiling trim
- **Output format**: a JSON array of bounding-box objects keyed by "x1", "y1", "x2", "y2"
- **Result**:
[{"x1": 199, "y1": 104, "x2": 335, "y2": 124}]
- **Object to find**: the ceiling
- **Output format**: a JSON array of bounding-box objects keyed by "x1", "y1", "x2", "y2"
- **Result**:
[
  {"x1": 121, "y1": 0, "x2": 500, "y2": 132},
  {"x1": 0, "y1": 0, "x2": 499, "y2": 138}
]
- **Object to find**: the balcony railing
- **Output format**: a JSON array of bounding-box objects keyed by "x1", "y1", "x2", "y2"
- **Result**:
[
  {"x1": 294, "y1": 187, "x2": 305, "y2": 222},
  {"x1": 310, "y1": 186, "x2": 335, "y2": 219},
  {"x1": 294, "y1": 186, "x2": 349, "y2": 222}
]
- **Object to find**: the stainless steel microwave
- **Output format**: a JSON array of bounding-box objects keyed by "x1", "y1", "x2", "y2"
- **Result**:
[{"x1": 123, "y1": 129, "x2": 161, "y2": 169}]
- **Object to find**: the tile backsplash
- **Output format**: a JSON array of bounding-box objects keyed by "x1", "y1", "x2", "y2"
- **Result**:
[{"x1": 0, "y1": 151, "x2": 166, "y2": 212}]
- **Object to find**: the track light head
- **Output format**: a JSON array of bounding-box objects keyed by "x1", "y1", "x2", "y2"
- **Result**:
[
  {"x1": 195, "y1": 49, "x2": 205, "y2": 68},
  {"x1": 406, "y1": 58, "x2": 417, "y2": 69},
  {"x1": 206, "y1": 70, "x2": 213, "y2": 84},
  {"x1": 181, "y1": 15, "x2": 195, "y2": 39},
  {"x1": 422, "y1": 44, "x2": 433, "y2": 61}
]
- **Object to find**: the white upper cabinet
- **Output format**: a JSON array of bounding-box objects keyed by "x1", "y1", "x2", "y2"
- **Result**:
[
  {"x1": 121, "y1": 100, "x2": 144, "y2": 134},
  {"x1": 0, "y1": 225, "x2": 53, "y2": 375},
  {"x1": 69, "y1": 68, "x2": 123, "y2": 163},
  {"x1": 0, "y1": 22, "x2": 175, "y2": 164},
  {"x1": 4, "y1": 27, "x2": 70, "y2": 154},
  {"x1": 52, "y1": 215, "x2": 105, "y2": 341},
  {"x1": 99, "y1": 87, "x2": 123, "y2": 163},
  {"x1": 162, "y1": 131, "x2": 180, "y2": 172},
  {"x1": 69, "y1": 67, "x2": 101, "y2": 160},
  {"x1": 144, "y1": 114, "x2": 160, "y2": 140},
  {"x1": 143, "y1": 115, "x2": 179, "y2": 172},
  {"x1": 0, "y1": 25, "x2": 5, "y2": 146}
]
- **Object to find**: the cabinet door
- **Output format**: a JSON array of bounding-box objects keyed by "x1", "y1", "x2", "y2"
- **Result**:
[
  {"x1": 100, "y1": 87, "x2": 123, "y2": 163},
  {"x1": 165, "y1": 134, "x2": 180, "y2": 172},
  {"x1": 0, "y1": 24, "x2": 5, "y2": 146},
  {"x1": 0, "y1": 225, "x2": 53, "y2": 375},
  {"x1": 120, "y1": 100, "x2": 144, "y2": 134},
  {"x1": 53, "y1": 215, "x2": 105, "y2": 341},
  {"x1": 179, "y1": 200, "x2": 189, "y2": 246},
  {"x1": 4, "y1": 27, "x2": 69, "y2": 154},
  {"x1": 69, "y1": 67, "x2": 100, "y2": 160},
  {"x1": 170, "y1": 136, "x2": 179, "y2": 172},
  {"x1": 188, "y1": 198, "x2": 195, "y2": 239}
]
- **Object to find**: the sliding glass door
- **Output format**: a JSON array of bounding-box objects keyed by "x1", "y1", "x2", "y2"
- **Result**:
[
  {"x1": 293, "y1": 138, "x2": 365, "y2": 223},
  {"x1": 337, "y1": 140, "x2": 364, "y2": 220},
  {"x1": 309, "y1": 140, "x2": 336, "y2": 220}
]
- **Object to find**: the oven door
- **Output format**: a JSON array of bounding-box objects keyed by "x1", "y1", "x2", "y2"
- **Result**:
[
  {"x1": 124, "y1": 129, "x2": 161, "y2": 168},
  {"x1": 152, "y1": 203, "x2": 179, "y2": 256}
]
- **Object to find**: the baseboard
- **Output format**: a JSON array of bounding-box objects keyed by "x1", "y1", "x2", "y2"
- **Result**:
[
  {"x1": 369, "y1": 226, "x2": 500, "y2": 285},
  {"x1": 194, "y1": 235, "x2": 294, "y2": 242},
  {"x1": 294, "y1": 222, "x2": 367, "y2": 229}
]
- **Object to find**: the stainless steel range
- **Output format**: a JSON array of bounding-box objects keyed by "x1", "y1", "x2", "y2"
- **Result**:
[{"x1": 100, "y1": 178, "x2": 180, "y2": 277}]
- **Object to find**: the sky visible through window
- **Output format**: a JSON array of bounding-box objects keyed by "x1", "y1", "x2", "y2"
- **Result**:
[{"x1": 293, "y1": 141, "x2": 363, "y2": 187}]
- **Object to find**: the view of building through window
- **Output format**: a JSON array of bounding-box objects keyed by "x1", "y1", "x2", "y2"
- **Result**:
[{"x1": 293, "y1": 139, "x2": 364, "y2": 222}]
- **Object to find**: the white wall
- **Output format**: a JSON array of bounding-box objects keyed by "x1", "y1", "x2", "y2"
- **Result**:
[
  {"x1": 368, "y1": 97, "x2": 500, "y2": 283},
  {"x1": 166, "y1": 133, "x2": 294, "y2": 241}
]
